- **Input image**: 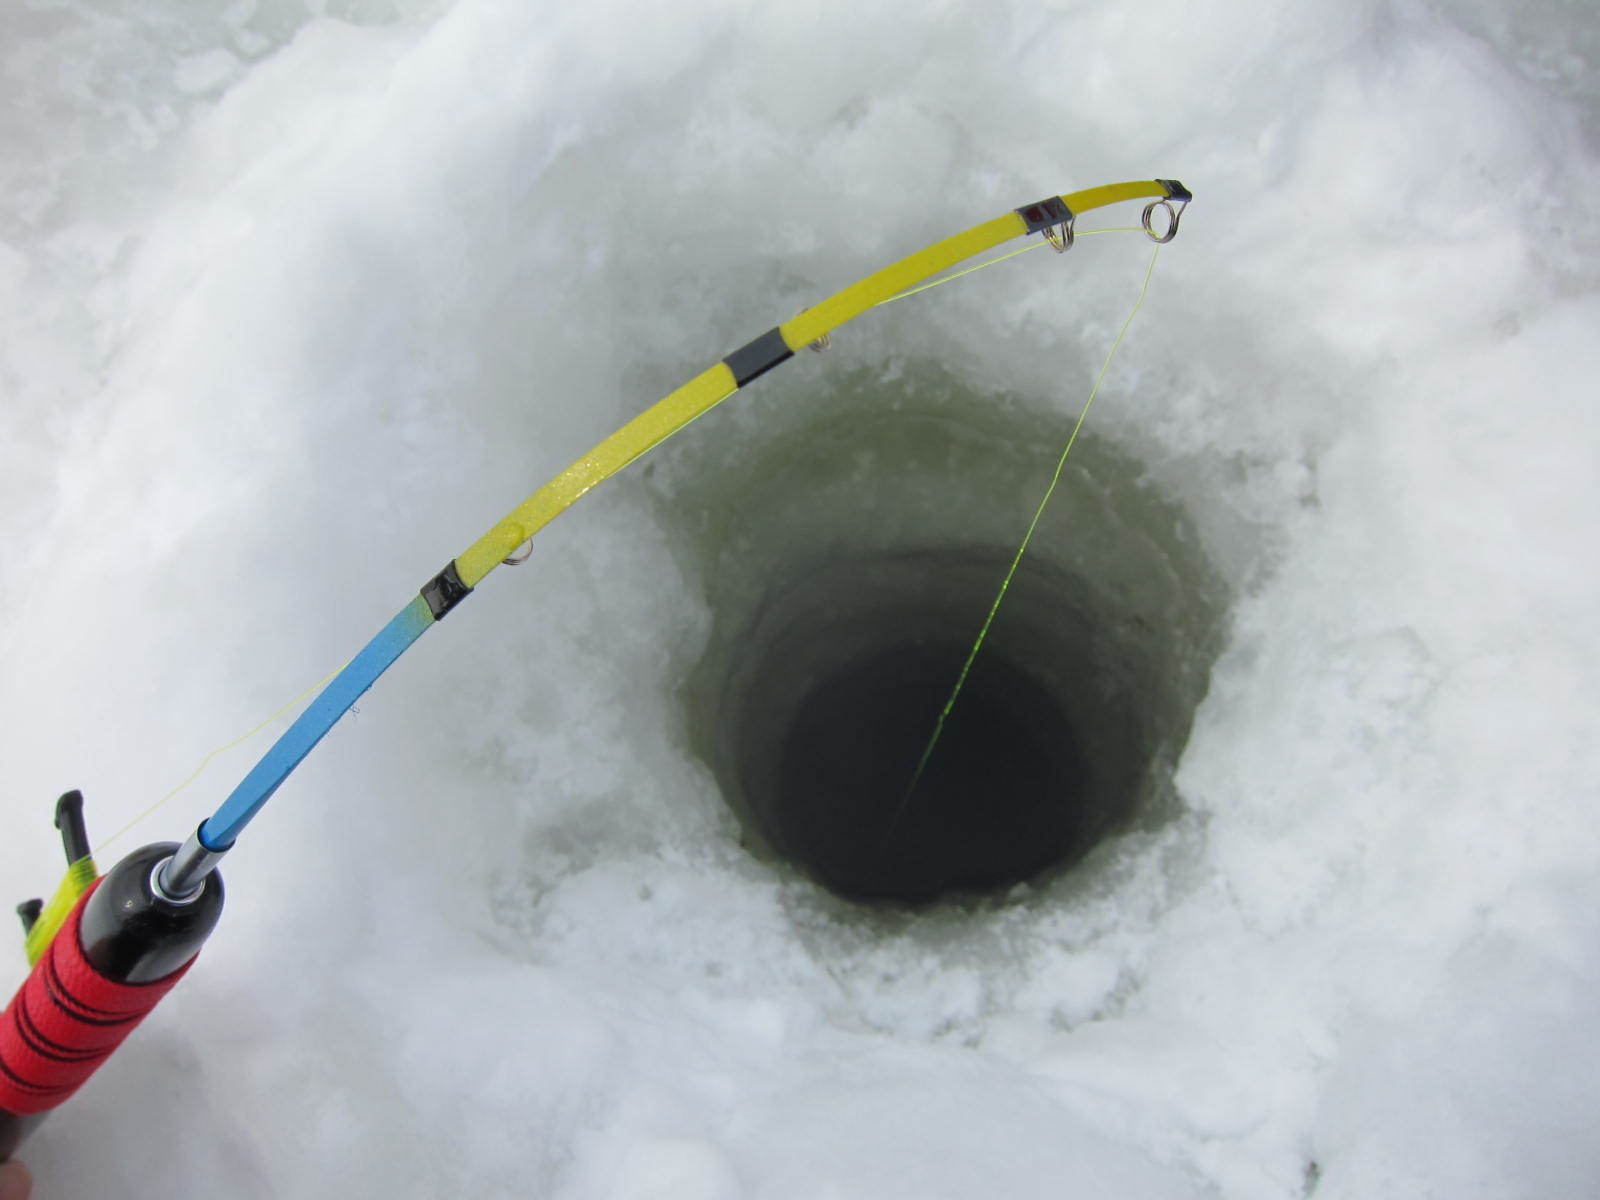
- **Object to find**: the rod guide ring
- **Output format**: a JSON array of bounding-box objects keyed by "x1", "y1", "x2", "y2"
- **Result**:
[
  {"x1": 1043, "y1": 216, "x2": 1076, "y2": 253},
  {"x1": 1141, "y1": 198, "x2": 1185, "y2": 244}
]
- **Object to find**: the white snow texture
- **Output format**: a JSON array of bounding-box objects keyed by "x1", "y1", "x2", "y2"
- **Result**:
[{"x1": 2, "y1": 1, "x2": 1598, "y2": 1197}]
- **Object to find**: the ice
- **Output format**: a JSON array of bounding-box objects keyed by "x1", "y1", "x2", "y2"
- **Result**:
[{"x1": 2, "y1": 0, "x2": 1598, "y2": 1196}]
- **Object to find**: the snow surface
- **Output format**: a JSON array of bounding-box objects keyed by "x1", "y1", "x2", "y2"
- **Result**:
[{"x1": 3, "y1": 1, "x2": 1599, "y2": 1197}]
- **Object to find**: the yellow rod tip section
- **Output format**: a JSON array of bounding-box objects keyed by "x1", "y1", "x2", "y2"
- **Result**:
[{"x1": 452, "y1": 182, "x2": 1171, "y2": 594}]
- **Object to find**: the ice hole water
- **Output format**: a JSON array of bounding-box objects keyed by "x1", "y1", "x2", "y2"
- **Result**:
[{"x1": 659, "y1": 368, "x2": 1229, "y2": 906}]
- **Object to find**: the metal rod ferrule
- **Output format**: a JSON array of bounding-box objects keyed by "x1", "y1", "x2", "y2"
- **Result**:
[{"x1": 154, "y1": 829, "x2": 228, "y2": 903}]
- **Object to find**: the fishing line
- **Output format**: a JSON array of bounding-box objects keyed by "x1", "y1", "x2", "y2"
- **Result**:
[
  {"x1": 874, "y1": 227, "x2": 1142, "y2": 307},
  {"x1": 162, "y1": 184, "x2": 1188, "y2": 870},
  {"x1": 886, "y1": 241, "x2": 1165, "y2": 839},
  {"x1": 91, "y1": 662, "x2": 350, "y2": 857},
  {"x1": 98, "y1": 228, "x2": 1150, "y2": 857}
]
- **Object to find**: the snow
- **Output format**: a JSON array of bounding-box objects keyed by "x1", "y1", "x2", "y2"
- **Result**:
[{"x1": 3, "y1": 0, "x2": 1598, "y2": 1197}]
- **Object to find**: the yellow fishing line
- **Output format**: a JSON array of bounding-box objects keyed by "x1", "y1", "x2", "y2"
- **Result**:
[
  {"x1": 888, "y1": 241, "x2": 1164, "y2": 834},
  {"x1": 79, "y1": 198, "x2": 1172, "y2": 860},
  {"x1": 91, "y1": 662, "x2": 350, "y2": 856},
  {"x1": 874, "y1": 227, "x2": 1142, "y2": 306}
]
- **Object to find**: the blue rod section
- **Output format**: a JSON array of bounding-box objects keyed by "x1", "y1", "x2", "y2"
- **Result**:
[{"x1": 199, "y1": 595, "x2": 436, "y2": 850}]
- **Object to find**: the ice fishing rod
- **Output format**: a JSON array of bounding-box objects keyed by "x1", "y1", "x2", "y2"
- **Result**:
[{"x1": 0, "y1": 178, "x2": 1189, "y2": 1161}]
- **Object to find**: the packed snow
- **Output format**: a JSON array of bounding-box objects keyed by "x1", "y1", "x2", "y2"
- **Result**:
[{"x1": 3, "y1": 1, "x2": 1598, "y2": 1197}]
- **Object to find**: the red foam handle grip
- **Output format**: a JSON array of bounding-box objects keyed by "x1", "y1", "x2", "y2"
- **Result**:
[{"x1": 0, "y1": 881, "x2": 195, "y2": 1115}]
